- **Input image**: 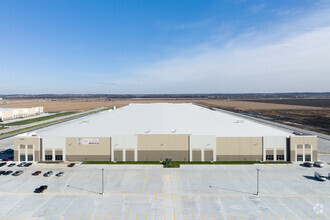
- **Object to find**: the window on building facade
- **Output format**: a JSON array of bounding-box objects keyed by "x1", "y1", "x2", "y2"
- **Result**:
[
  {"x1": 20, "y1": 155, "x2": 26, "y2": 161},
  {"x1": 297, "y1": 155, "x2": 303, "y2": 161},
  {"x1": 276, "y1": 155, "x2": 284, "y2": 161},
  {"x1": 27, "y1": 155, "x2": 33, "y2": 161},
  {"x1": 266, "y1": 155, "x2": 274, "y2": 161},
  {"x1": 55, "y1": 155, "x2": 63, "y2": 161},
  {"x1": 305, "y1": 155, "x2": 311, "y2": 161},
  {"x1": 45, "y1": 155, "x2": 52, "y2": 161}
]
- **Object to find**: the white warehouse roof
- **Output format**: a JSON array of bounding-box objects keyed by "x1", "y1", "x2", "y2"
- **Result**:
[{"x1": 33, "y1": 103, "x2": 292, "y2": 137}]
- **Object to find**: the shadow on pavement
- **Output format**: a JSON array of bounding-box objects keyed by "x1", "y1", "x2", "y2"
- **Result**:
[
  {"x1": 208, "y1": 185, "x2": 254, "y2": 195},
  {"x1": 67, "y1": 185, "x2": 100, "y2": 194}
]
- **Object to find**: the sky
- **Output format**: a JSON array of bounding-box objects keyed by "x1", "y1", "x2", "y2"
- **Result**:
[{"x1": 0, "y1": 0, "x2": 329, "y2": 94}]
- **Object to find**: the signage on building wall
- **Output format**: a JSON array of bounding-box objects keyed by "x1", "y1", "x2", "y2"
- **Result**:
[{"x1": 78, "y1": 138, "x2": 99, "y2": 145}]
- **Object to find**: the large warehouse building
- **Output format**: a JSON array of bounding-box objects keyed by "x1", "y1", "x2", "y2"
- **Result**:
[
  {"x1": 0, "y1": 107, "x2": 44, "y2": 121},
  {"x1": 13, "y1": 103, "x2": 317, "y2": 163}
]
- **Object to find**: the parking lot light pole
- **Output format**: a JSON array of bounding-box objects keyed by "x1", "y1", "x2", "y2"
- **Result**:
[
  {"x1": 101, "y1": 168, "x2": 104, "y2": 195},
  {"x1": 256, "y1": 168, "x2": 260, "y2": 196}
]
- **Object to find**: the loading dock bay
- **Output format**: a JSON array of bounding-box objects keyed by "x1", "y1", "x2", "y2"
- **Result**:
[{"x1": 0, "y1": 163, "x2": 329, "y2": 219}]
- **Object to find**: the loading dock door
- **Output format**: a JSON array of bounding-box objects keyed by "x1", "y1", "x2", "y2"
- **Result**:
[
  {"x1": 114, "y1": 149, "x2": 123, "y2": 162},
  {"x1": 204, "y1": 149, "x2": 213, "y2": 161},
  {"x1": 192, "y1": 150, "x2": 201, "y2": 162},
  {"x1": 126, "y1": 150, "x2": 134, "y2": 161}
]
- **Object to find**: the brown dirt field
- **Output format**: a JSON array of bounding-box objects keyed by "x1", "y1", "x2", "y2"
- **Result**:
[
  {"x1": 0, "y1": 99, "x2": 193, "y2": 111},
  {"x1": 0, "y1": 99, "x2": 325, "y2": 112},
  {"x1": 196, "y1": 100, "x2": 325, "y2": 111}
]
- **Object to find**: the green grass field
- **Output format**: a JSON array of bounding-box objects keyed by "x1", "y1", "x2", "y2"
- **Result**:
[{"x1": 1, "y1": 112, "x2": 76, "y2": 126}]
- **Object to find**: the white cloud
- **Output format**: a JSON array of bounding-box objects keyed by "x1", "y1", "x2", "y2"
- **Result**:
[{"x1": 97, "y1": 4, "x2": 330, "y2": 94}]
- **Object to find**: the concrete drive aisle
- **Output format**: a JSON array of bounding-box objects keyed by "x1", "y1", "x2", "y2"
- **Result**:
[{"x1": 0, "y1": 164, "x2": 328, "y2": 219}]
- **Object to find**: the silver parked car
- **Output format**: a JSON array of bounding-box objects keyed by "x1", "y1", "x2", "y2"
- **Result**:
[
  {"x1": 313, "y1": 161, "x2": 325, "y2": 168},
  {"x1": 13, "y1": 170, "x2": 24, "y2": 176},
  {"x1": 44, "y1": 171, "x2": 53, "y2": 177},
  {"x1": 314, "y1": 172, "x2": 326, "y2": 181},
  {"x1": 56, "y1": 172, "x2": 64, "y2": 177}
]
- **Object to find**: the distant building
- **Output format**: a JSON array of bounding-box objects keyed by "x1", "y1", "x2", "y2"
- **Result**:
[
  {"x1": 13, "y1": 103, "x2": 317, "y2": 163},
  {"x1": 0, "y1": 107, "x2": 44, "y2": 121}
]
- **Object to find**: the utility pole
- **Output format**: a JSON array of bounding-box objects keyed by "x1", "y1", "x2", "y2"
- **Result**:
[
  {"x1": 256, "y1": 168, "x2": 260, "y2": 196},
  {"x1": 101, "y1": 168, "x2": 104, "y2": 195}
]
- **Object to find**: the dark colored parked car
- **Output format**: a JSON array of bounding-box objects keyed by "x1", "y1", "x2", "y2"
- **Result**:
[
  {"x1": 24, "y1": 163, "x2": 32, "y2": 167},
  {"x1": 17, "y1": 162, "x2": 27, "y2": 167},
  {"x1": 0, "y1": 162, "x2": 7, "y2": 167},
  {"x1": 302, "y1": 162, "x2": 313, "y2": 167},
  {"x1": 67, "y1": 163, "x2": 75, "y2": 167},
  {"x1": 4, "y1": 171, "x2": 13, "y2": 175},
  {"x1": 0, "y1": 171, "x2": 6, "y2": 175},
  {"x1": 8, "y1": 163, "x2": 16, "y2": 167},
  {"x1": 56, "y1": 172, "x2": 64, "y2": 177},
  {"x1": 35, "y1": 185, "x2": 48, "y2": 193},
  {"x1": 2, "y1": 159, "x2": 9, "y2": 161}
]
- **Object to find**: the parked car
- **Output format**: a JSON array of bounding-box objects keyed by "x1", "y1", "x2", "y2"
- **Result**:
[
  {"x1": 314, "y1": 171, "x2": 327, "y2": 181},
  {"x1": 4, "y1": 171, "x2": 13, "y2": 175},
  {"x1": 302, "y1": 162, "x2": 313, "y2": 167},
  {"x1": 35, "y1": 185, "x2": 48, "y2": 193},
  {"x1": 68, "y1": 163, "x2": 75, "y2": 167},
  {"x1": 33, "y1": 171, "x2": 42, "y2": 176},
  {"x1": 56, "y1": 172, "x2": 64, "y2": 177},
  {"x1": 18, "y1": 162, "x2": 27, "y2": 167},
  {"x1": 24, "y1": 163, "x2": 32, "y2": 167},
  {"x1": 0, "y1": 171, "x2": 5, "y2": 175},
  {"x1": 44, "y1": 171, "x2": 53, "y2": 177},
  {"x1": 13, "y1": 170, "x2": 24, "y2": 176},
  {"x1": 8, "y1": 163, "x2": 16, "y2": 167},
  {"x1": 0, "y1": 162, "x2": 7, "y2": 167},
  {"x1": 2, "y1": 159, "x2": 9, "y2": 161},
  {"x1": 314, "y1": 161, "x2": 325, "y2": 168}
]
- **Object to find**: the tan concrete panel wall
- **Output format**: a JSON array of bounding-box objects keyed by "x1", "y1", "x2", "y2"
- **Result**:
[
  {"x1": 204, "y1": 149, "x2": 213, "y2": 161},
  {"x1": 55, "y1": 149, "x2": 63, "y2": 155},
  {"x1": 2, "y1": 110, "x2": 13, "y2": 120},
  {"x1": 14, "y1": 137, "x2": 41, "y2": 161},
  {"x1": 276, "y1": 149, "x2": 284, "y2": 155},
  {"x1": 126, "y1": 150, "x2": 134, "y2": 161},
  {"x1": 290, "y1": 136, "x2": 317, "y2": 151},
  {"x1": 66, "y1": 137, "x2": 110, "y2": 161},
  {"x1": 290, "y1": 136, "x2": 317, "y2": 161},
  {"x1": 216, "y1": 137, "x2": 262, "y2": 161},
  {"x1": 27, "y1": 108, "x2": 35, "y2": 116},
  {"x1": 137, "y1": 134, "x2": 189, "y2": 161},
  {"x1": 137, "y1": 134, "x2": 189, "y2": 151},
  {"x1": 114, "y1": 150, "x2": 123, "y2": 161},
  {"x1": 192, "y1": 150, "x2": 201, "y2": 162},
  {"x1": 266, "y1": 149, "x2": 274, "y2": 155}
]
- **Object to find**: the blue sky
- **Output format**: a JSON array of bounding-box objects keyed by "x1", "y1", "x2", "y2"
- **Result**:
[{"x1": 0, "y1": 0, "x2": 329, "y2": 94}]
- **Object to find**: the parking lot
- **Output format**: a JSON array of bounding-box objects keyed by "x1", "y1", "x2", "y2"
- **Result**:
[{"x1": 0, "y1": 163, "x2": 329, "y2": 220}]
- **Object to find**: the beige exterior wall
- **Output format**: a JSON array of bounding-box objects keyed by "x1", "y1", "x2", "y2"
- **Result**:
[
  {"x1": 204, "y1": 149, "x2": 213, "y2": 161},
  {"x1": 2, "y1": 110, "x2": 13, "y2": 120},
  {"x1": 216, "y1": 137, "x2": 262, "y2": 161},
  {"x1": 192, "y1": 149, "x2": 201, "y2": 161},
  {"x1": 14, "y1": 136, "x2": 41, "y2": 161},
  {"x1": 290, "y1": 136, "x2": 317, "y2": 162},
  {"x1": 126, "y1": 150, "x2": 134, "y2": 161},
  {"x1": 114, "y1": 149, "x2": 123, "y2": 161},
  {"x1": 65, "y1": 137, "x2": 111, "y2": 161},
  {"x1": 137, "y1": 134, "x2": 189, "y2": 161}
]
